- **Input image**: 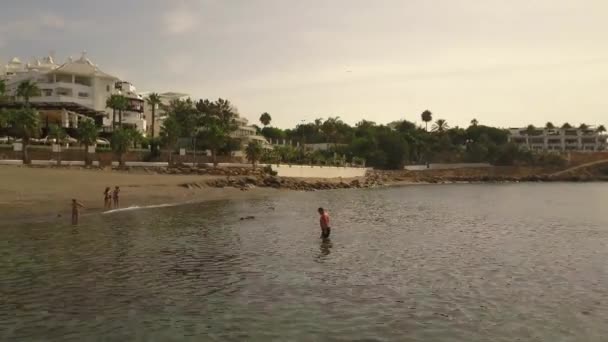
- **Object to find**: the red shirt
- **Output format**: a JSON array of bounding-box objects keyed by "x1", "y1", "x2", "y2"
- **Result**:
[{"x1": 320, "y1": 213, "x2": 330, "y2": 228}]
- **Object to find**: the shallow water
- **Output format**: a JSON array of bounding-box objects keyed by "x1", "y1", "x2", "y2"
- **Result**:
[{"x1": 2, "y1": 183, "x2": 608, "y2": 341}]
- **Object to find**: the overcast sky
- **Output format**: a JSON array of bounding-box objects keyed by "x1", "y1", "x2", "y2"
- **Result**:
[{"x1": 1, "y1": 0, "x2": 607, "y2": 128}]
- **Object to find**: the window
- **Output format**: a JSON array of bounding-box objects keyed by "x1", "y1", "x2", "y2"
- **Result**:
[
  {"x1": 106, "y1": 85, "x2": 110, "y2": 92},
  {"x1": 78, "y1": 92, "x2": 89, "y2": 98},
  {"x1": 42, "y1": 89, "x2": 53, "y2": 96}
]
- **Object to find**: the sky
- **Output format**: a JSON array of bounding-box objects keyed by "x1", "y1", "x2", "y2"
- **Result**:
[{"x1": 1, "y1": 0, "x2": 607, "y2": 129}]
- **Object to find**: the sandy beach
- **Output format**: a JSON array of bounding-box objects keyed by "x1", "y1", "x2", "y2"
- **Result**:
[{"x1": 0, "y1": 166, "x2": 279, "y2": 224}]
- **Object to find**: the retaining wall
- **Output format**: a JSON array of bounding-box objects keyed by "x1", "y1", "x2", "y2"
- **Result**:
[
  {"x1": 271, "y1": 164, "x2": 367, "y2": 178},
  {"x1": 404, "y1": 163, "x2": 492, "y2": 171}
]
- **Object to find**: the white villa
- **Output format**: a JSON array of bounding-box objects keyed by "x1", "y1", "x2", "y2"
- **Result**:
[
  {"x1": 1, "y1": 52, "x2": 147, "y2": 134},
  {"x1": 230, "y1": 117, "x2": 272, "y2": 157},
  {"x1": 508, "y1": 126, "x2": 607, "y2": 152}
]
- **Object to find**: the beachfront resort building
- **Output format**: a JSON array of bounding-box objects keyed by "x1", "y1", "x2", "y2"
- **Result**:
[
  {"x1": 1, "y1": 52, "x2": 147, "y2": 135},
  {"x1": 508, "y1": 126, "x2": 607, "y2": 152}
]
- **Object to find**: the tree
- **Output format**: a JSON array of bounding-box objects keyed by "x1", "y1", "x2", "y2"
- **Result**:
[
  {"x1": 245, "y1": 141, "x2": 263, "y2": 168},
  {"x1": 116, "y1": 95, "x2": 128, "y2": 128},
  {"x1": 16, "y1": 80, "x2": 41, "y2": 105},
  {"x1": 0, "y1": 79, "x2": 5, "y2": 99},
  {"x1": 198, "y1": 98, "x2": 239, "y2": 166},
  {"x1": 579, "y1": 123, "x2": 589, "y2": 131},
  {"x1": 596, "y1": 125, "x2": 606, "y2": 134},
  {"x1": 470, "y1": 118, "x2": 479, "y2": 127},
  {"x1": 145, "y1": 93, "x2": 162, "y2": 138},
  {"x1": 106, "y1": 95, "x2": 123, "y2": 129},
  {"x1": 525, "y1": 124, "x2": 536, "y2": 136},
  {"x1": 561, "y1": 122, "x2": 572, "y2": 129},
  {"x1": 48, "y1": 124, "x2": 66, "y2": 144},
  {"x1": 111, "y1": 128, "x2": 133, "y2": 167},
  {"x1": 259, "y1": 112, "x2": 272, "y2": 127},
  {"x1": 48, "y1": 124, "x2": 67, "y2": 165},
  {"x1": 9, "y1": 107, "x2": 40, "y2": 164},
  {"x1": 431, "y1": 119, "x2": 449, "y2": 133},
  {"x1": 545, "y1": 122, "x2": 555, "y2": 129},
  {"x1": 421, "y1": 110, "x2": 433, "y2": 131},
  {"x1": 159, "y1": 115, "x2": 180, "y2": 166},
  {"x1": 77, "y1": 120, "x2": 98, "y2": 166}
]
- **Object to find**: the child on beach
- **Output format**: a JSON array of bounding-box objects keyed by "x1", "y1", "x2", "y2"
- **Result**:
[
  {"x1": 112, "y1": 186, "x2": 120, "y2": 208},
  {"x1": 104, "y1": 187, "x2": 111, "y2": 209},
  {"x1": 72, "y1": 199, "x2": 85, "y2": 225}
]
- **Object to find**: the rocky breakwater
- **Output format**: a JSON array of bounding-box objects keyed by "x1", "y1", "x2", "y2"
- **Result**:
[
  {"x1": 157, "y1": 165, "x2": 266, "y2": 177},
  {"x1": 185, "y1": 174, "x2": 384, "y2": 192}
]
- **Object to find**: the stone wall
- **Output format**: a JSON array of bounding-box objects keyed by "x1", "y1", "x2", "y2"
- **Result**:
[{"x1": 270, "y1": 164, "x2": 367, "y2": 178}]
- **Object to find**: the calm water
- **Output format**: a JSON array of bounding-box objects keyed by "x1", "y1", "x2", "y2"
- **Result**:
[{"x1": 2, "y1": 184, "x2": 608, "y2": 341}]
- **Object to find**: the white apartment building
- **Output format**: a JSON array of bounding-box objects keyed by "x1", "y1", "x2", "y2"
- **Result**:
[
  {"x1": 1, "y1": 52, "x2": 146, "y2": 134},
  {"x1": 508, "y1": 127, "x2": 607, "y2": 152}
]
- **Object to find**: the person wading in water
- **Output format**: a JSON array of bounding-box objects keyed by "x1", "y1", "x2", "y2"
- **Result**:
[
  {"x1": 103, "y1": 187, "x2": 111, "y2": 209},
  {"x1": 112, "y1": 186, "x2": 120, "y2": 208},
  {"x1": 318, "y1": 207, "x2": 331, "y2": 239},
  {"x1": 72, "y1": 199, "x2": 85, "y2": 225}
]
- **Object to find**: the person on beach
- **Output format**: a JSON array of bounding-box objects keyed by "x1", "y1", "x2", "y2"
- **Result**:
[
  {"x1": 318, "y1": 207, "x2": 331, "y2": 239},
  {"x1": 103, "y1": 187, "x2": 111, "y2": 209},
  {"x1": 72, "y1": 199, "x2": 85, "y2": 225},
  {"x1": 112, "y1": 186, "x2": 120, "y2": 208}
]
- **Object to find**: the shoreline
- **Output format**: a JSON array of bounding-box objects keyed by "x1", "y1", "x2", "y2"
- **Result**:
[{"x1": 1, "y1": 164, "x2": 606, "y2": 225}]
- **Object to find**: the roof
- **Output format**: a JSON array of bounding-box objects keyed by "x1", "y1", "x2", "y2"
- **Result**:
[{"x1": 50, "y1": 54, "x2": 118, "y2": 80}]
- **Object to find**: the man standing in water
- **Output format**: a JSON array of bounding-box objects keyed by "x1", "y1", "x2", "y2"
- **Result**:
[
  {"x1": 318, "y1": 207, "x2": 331, "y2": 239},
  {"x1": 72, "y1": 199, "x2": 85, "y2": 225}
]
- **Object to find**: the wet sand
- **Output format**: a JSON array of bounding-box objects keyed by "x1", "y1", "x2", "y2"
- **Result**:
[{"x1": 0, "y1": 166, "x2": 278, "y2": 224}]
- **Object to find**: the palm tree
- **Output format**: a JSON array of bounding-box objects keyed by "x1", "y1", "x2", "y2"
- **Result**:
[
  {"x1": 116, "y1": 95, "x2": 128, "y2": 129},
  {"x1": 245, "y1": 141, "x2": 263, "y2": 168},
  {"x1": 77, "y1": 120, "x2": 99, "y2": 166},
  {"x1": 106, "y1": 95, "x2": 120, "y2": 129},
  {"x1": 259, "y1": 112, "x2": 272, "y2": 127},
  {"x1": 111, "y1": 128, "x2": 133, "y2": 167},
  {"x1": 145, "y1": 93, "x2": 162, "y2": 137},
  {"x1": 545, "y1": 122, "x2": 555, "y2": 129},
  {"x1": 421, "y1": 110, "x2": 433, "y2": 131},
  {"x1": 470, "y1": 118, "x2": 478, "y2": 127},
  {"x1": 596, "y1": 125, "x2": 606, "y2": 134},
  {"x1": 48, "y1": 124, "x2": 67, "y2": 165},
  {"x1": 16, "y1": 80, "x2": 41, "y2": 105},
  {"x1": 0, "y1": 79, "x2": 6, "y2": 99},
  {"x1": 579, "y1": 123, "x2": 589, "y2": 131},
  {"x1": 561, "y1": 122, "x2": 572, "y2": 129},
  {"x1": 10, "y1": 107, "x2": 40, "y2": 164},
  {"x1": 431, "y1": 119, "x2": 449, "y2": 133},
  {"x1": 524, "y1": 124, "x2": 538, "y2": 138},
  {"x1": 160, "y1": 115, "x2": 180, "y2": 166},
  {"x1": 106, "y1": 94, "x2": 128, "y2": 129}
]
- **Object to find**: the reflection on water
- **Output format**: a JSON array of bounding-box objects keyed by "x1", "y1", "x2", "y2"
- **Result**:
[{"x1": 1, "y1": 183, "x2": 608, "y2": 341}]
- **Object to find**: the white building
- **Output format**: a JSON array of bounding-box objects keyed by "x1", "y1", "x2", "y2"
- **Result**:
[
  {"x1": 112, "y1": 81, "x2": 146, "y2": 134},
  {"x1": 230, "y1": 117, "x2": 271, "y2": 157},
  {"x1": 508, "y1": 126, "x2": 607, "y2": 152},
  {"x1": 141, "y1": 91, "x2": 189, "y2": 137},
  {"x1": 2, "y1": 52, "x2": 147, "y2": 134}
]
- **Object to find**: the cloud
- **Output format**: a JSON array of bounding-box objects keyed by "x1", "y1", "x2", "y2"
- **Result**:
[
  {"x1": 0, "y1": 12, "x2": 67, "y2": 43},
  {"x1": 163, "y1": 7, "x2": 197, "y2": 34},
  {"x1": 39, "y1": 13, "x2": 66, "y2": 29}
]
